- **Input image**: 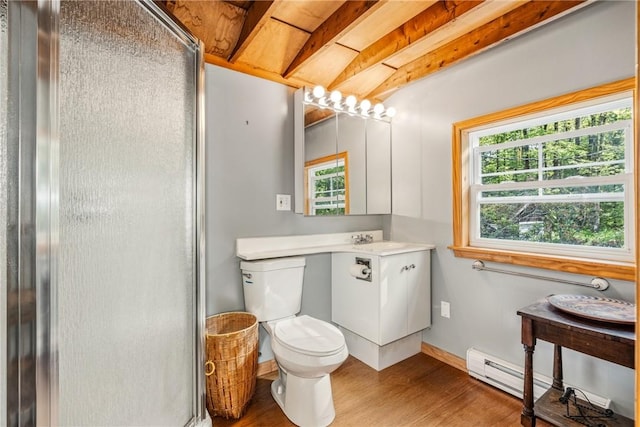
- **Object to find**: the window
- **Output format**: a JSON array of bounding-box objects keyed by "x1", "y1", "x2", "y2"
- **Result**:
[
  {"x1": 451, "y1": 79, "x2": 636, "y2": 281},
  {"x1": 305, "y1": 152, "x2": 350, "y2": 215}
]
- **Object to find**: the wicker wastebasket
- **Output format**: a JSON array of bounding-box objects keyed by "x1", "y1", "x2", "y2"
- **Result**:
[{"x1": 204, "y1": 312, "x2": 258, "y2": 419}]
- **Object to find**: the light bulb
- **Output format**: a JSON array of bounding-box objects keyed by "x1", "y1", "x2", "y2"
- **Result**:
[
  {"x1": 386, "y1": 107, "x2": 397, "y2": 118},
  {"x1": 312, "y1": 85, "x2": 325, "y2": 99},
  {"x1": 345, "y1": 95, "x2": 357, "y2": 108},
  {"x1": 360, "y1": 99, "x2": 371, "y2": 113},
  {"x1": 304, "y1": 89, "x2": 313, "y2": 103},
  {"x1": 373, "y1": 103, "x2": 385, "y2": 115},
  {"x1": 330, "y1": 90, "x2": 342, "y2": 104}
]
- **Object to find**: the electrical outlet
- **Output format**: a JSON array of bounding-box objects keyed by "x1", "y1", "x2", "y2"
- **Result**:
[
  {"x1": 441, "y1": 301, "x2": 451, "y2": 318},
  {"x1": 276, "y1": 194, "x2": 291, "y2": 211}
]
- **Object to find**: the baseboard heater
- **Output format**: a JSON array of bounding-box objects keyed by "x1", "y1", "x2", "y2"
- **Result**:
[{"x1": 466, "y1": 348, "x2": 611, "y2": 409}]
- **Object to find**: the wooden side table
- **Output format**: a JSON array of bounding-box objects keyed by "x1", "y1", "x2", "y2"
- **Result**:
[{"x1": 517, "y1": 299, "x2": 635, "y2": 426}]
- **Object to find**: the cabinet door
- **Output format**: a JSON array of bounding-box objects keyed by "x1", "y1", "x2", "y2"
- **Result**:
[
  {"x1": 407, "y1": 251, "x2": 431, "y2": 333},
  {"x1": 379, "y1": 255, "x2": 408, "y2": 345},
  {"x1": 332, "y1": 253, "x2": 380, "y2": 343}
]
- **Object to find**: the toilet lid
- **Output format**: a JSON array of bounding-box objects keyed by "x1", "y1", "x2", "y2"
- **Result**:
[{"x1": 273, "y1": 315, "x2": 345, "y2": 357}]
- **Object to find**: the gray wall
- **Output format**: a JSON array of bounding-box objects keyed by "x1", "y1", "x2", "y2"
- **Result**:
[
  {"x1": 205, "y1": 65, "x2": 387, "y2": 359},
  {"x1": 387, "y1": 1, "x2": 635, "y2": 417}
]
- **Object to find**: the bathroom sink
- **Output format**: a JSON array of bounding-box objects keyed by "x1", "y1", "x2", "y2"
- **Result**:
[{"x1": 349, "y1": 241, "x2": 432, "y2": 255}]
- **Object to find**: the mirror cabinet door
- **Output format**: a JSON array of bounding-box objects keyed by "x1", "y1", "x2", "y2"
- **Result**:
[
  {"x1": 303, "y1": 113, "x2": 339, "y2": 215},
  {"x1": 337, "y1": 113, "x2": 366, "y2": 215},
  {"x1": 366, "y1": 119, "x2": 392, "y2": 214}
]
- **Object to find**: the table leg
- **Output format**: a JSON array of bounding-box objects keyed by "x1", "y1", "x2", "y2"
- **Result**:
[
  {"x1": 552, "y1": 345, "x2": 563, "y2": 391},
  {"x1": 521, "y1": 317, "x2": 536, "y2": 426},
  {"x1": 521, "y1": 344, "x2": 536, "y2": 426}
]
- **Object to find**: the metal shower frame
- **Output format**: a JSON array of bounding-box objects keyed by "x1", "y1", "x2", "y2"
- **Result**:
[{"x1": 3, "y1": 1, "x2": 207, "y2": 425}]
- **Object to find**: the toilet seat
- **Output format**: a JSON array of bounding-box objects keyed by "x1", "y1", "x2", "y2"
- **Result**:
[{"x1": 272, "y1": 315, "x2": 345, "y2": 357}]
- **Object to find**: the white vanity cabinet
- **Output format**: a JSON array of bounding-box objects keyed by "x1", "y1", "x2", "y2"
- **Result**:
[{"x1": 331, "y1": 249, "x2": 431, "y2": 346}]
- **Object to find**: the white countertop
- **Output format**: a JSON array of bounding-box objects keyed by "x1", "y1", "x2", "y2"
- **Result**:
[{"x1": 236, "y1": 231, "x2": 435, "y2": 260}]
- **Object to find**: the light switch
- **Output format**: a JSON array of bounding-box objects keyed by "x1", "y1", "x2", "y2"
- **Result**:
[
  {"x1": 441, "y1": 301, "x2": 450, "y2": 318},
  {"x1": 276, "y1": 194, "x2": 291, "y2": 211}
]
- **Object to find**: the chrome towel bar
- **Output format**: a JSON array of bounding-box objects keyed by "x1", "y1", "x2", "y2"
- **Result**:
[{"x1": 472, "y1": 260, "x2": 610, "y2": 291}]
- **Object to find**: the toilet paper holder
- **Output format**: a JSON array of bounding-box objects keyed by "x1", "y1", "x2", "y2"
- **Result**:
[{"x1": 354, "y1": 257, "x2": 372, "y2": 282}]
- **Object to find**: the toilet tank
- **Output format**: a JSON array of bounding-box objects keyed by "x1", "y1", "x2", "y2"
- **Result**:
[{"x1": 240, "y1": 257, "x2": 305, "y2": 322}]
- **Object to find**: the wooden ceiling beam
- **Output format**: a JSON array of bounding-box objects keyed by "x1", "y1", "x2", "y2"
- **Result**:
[
  {"x1": 205, "y1": 53, "x2": 302, "y2": 89},
  {"x1": 228, "y1": 0, "x2": 279, "y2": 63},
  {"x1": 283, "y1": 0, "x2": 387, "y2": 79},
  {"x1": 304, "y1": 107, "x2": 335, "y2": 128},
  {"x1": 330, "y1": 0, "x2": 484, "y2": 90},
  {"x1": 367, "y1": 0, "x2": 587, "y2": 100}
]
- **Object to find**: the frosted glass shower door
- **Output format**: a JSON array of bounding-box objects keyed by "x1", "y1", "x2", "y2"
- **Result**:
[{"x1": 57, "y1": 1, "x2": 203, "y2": 425}]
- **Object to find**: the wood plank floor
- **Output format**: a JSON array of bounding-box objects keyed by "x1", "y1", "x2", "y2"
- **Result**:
[{"x1": 211, "y1": 353, "x2": 553, "y2": 426}]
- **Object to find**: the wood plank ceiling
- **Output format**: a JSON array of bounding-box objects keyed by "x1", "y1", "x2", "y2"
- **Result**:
[{"x1": 165, "y1": 0, "x2": 589, "y2": 101}]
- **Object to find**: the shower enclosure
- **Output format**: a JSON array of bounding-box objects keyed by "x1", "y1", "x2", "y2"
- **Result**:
[{"x1": 1, "y1": 1, "x2": 207, "y2": 425}]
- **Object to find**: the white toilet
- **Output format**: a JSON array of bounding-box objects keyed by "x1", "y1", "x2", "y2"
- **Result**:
[{"x1": 240, "y1": 256, "x2": 348, "y2": 427}]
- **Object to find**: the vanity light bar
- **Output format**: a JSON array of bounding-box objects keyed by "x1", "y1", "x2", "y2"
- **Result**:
[{"x1": 304, "y1": 85, "x2": 397, "y2": 120}]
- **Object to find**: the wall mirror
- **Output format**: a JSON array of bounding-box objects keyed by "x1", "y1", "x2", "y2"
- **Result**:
[{"x1": 294, "y1": 87, "x2": 393, "y2": 216}]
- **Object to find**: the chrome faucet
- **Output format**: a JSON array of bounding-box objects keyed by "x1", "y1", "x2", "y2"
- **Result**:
[{"x1": 351, "y1": 233, "x2": 374, "y2": 245}]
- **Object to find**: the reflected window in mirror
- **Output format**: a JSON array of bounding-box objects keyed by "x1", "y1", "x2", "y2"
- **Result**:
[{"x1": 305, "y1": 152, "x2": 350, "y2": 215}]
